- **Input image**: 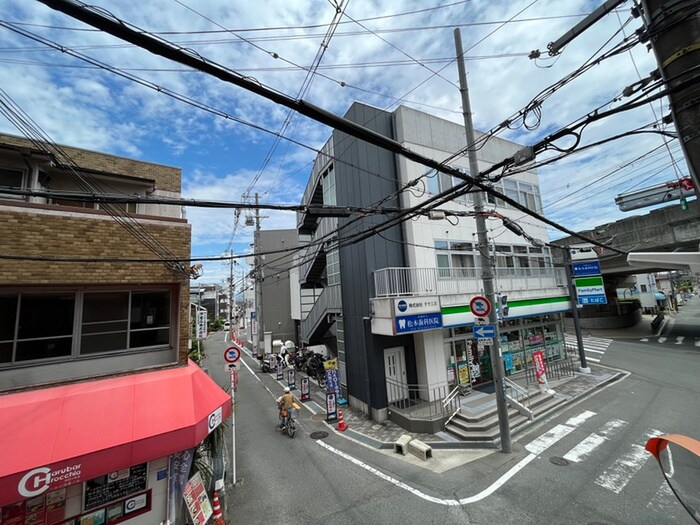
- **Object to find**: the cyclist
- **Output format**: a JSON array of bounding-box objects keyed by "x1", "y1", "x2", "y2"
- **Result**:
[{"x1": 276, "y1": 387, "x2": 300, "y2": 429}]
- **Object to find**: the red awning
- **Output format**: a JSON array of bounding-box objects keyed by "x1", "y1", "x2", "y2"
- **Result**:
[{"x1": 0, "y1": 360, "x2": 231, "y2": 506}]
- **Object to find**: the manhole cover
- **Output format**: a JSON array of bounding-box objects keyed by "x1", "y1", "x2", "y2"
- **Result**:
[
  {"x1": 310, "y1": 431, "x2": 329, "y2": 440},
  {"x1": 549, "y1": 456, "x2": 570, "y2": 466}
]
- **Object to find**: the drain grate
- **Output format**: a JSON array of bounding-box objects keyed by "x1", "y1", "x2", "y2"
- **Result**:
[
  {"x1": 310, "y1": 431, "x2": 329, "y2": 440},
  {"x1": 549, "y1": 456, "x2": 570, "y2": 466}
]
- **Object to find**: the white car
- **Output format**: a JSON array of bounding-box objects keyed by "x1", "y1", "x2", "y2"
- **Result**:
[{"x1": 223, "y1": 321, "x2": 231, "y2": 331}]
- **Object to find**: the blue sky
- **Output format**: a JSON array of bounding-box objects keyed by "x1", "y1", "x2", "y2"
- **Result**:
[{"x1": 0, "y1": 1, "x2": 689, "y2": 286}]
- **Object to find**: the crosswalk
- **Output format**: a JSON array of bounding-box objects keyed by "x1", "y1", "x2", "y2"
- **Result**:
[
  {"x1": 639, "y1": 336, "x2": 700, "y2": 347},
  {"x1": 524, "y1": 411, "x2": 681, "y2": 514},
  {"x1": 565, "y1": 335, "x2": 613, "y2": 363}
]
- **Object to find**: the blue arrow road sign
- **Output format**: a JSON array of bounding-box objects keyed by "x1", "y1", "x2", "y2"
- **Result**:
[{"x1": 473, "y1": 325, "x2": 495, "y2": 339}]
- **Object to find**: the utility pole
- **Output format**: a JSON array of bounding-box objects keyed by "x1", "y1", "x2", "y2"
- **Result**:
[
  {"x1": 454, "y1": 28, "x2": 511, "y2": 453},
  {"x1": 254, "y1": 192, "x2": 264, "y2": 359},
  {"x1": 641, "y1": 0, "x2": 700, "y2": 194},
  {"x1": 562, "y1": 249, "x2": 591, "y2": 373},
  {"x1": 228, "y1": 251, "x2": 234, "y2": 329}
]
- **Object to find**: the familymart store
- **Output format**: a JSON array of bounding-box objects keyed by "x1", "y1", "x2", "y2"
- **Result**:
[{"x1": 440, "y1": 295, "x2": 571, "y2": 388}]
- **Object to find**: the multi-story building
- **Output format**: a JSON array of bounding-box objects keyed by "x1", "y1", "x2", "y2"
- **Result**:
[
  {"x1": 0, "y1": 133, "x2": 230, "y2": 523},
  {"x1": 297, "y1": 103, "x2": 572, "y2": 431}
]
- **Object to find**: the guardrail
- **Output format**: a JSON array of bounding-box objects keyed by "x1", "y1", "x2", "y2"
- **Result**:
[
  {"x1": 504, "y1": 377, "x2": 532, "y2": 419},
  {"x1": 374, "y1": 266, "x2": 567, "y2": 297},
  {"x1": 386, "y1": 378, "x2": 457, "y2": 421}
]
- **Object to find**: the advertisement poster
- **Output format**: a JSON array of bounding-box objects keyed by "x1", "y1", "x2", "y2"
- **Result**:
[
  {"x1": 325, "y1": 392, "x2": 338, "y2": 422},
  {"x1": 287, "y1": 369, "x2": 296, "y2": 389},
  {"x1": 532, "y1": 350, "x2": 549, "y2": 391},
  {"x1": 183, "y1": 472, "x2": 212, "y2": 525},
  {"x1": 503, "y1": 352, "x2": 514, "y2": 373},
  {"x1": 276, "y1": 361, "x2": 284, "y2": 380},
  {"x1": 447, "y1": 365, "x2": 455, "y2": 384},
  {"x1": 325, "y1": 369, "x2": 340, "y2": 397},
  {"x1": 457, "y1": 361, "x2": 470, "y2": 385}
]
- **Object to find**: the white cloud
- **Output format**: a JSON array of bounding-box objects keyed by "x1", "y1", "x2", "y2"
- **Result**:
[{"x1": 0, "y1": 0, "x2": 690, "y2": 283}]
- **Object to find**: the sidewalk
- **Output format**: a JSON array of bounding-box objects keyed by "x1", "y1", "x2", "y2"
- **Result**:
[{"x1": 305, "y1": 361, "x2": 626, "y2": 451}]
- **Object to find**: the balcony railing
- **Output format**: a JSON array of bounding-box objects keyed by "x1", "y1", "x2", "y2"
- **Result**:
[{"x1": 373, "y1": 266, "x2": 567, "y2": 298}]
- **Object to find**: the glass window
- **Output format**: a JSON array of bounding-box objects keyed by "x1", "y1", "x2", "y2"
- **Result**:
[
  {"x1": 0, "y1": 295, "x2": 17, "y2": 363},
  {"x1": 327, "y1": 248, "x2": 341, "y2": 285},
  {"x1": 450, "y1": 241, "x2": 472, "y2": 251},
  {"x1": 130, "y1": 291, "x2": 170, "y2": 349},
  {"x1": 16, "y1": 294, "x2": 75, "y2": 361},
  {"x1": 434, "y1": 240, "x2": 448, "y2": 250},
  {"x1": 81, "y1": 292, "x2": 129, "y2": 354},
  {"x1": 322, "y1": 165, "x2": 336, "y2": 206},
  {"x1": 426, "y1": 170, "x2": 439, "y2": 194},
  {"x1": 0, "y1": 168, "x2": 24, "y2": 199}
]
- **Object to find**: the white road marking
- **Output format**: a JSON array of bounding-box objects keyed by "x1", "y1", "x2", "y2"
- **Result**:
[
  {"x1": 594, "y1": 444, "x2": 650, "y2": 494},
  {"x1": 563, "y1": 419, "x2": 627, "y2": 463},
  {"x1": 658, "y1": 337, "x2": 667, "y2": 343},
  {"x1": 640, "y1": 338, "x2": 649, "y2": 342},
  {"x1": 585, "y1": 348, "x2": 605, "y2": 354},
  {"x1": 316, "y1": 439, "x2": 537, "y2": 506},
  {"x1": 315, "y1": 410, "x2": 598, "y2": 506},
  {"x1": 696, "y1": 338, "x2": 700, "y2": 347},
  {"x1": 675, "y1": 336, "x2": 685, "y2": 345},
  {"x1": 525, "y1": 411, "x2": 596, "y2": 455},
  {"x1": 646, "y1": 482, "x2": 676, "y2": 512},
  {"x1": 586, "y1": 356, "x2": 601, "y2": 363}
]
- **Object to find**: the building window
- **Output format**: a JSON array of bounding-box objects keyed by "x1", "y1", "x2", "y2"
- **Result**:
[
  {"x1": 322, "y1": 164, "x2": 336, "y2": 206},
  {"x1": 0, "y1": 289, "x2": 172, "y2": 366},
  {"x1": 426, "y1": 169, "x2": 471, "y2": 203},
  {"x1": 0, "y1": 168, "x2": 25, "y2": 199},
  {"x1": 494, "y1": 244, "x2": 552, "y2": 270},
  {"x1": 435, "y1": 240, "x2": 475, "y2": 278},
  {"x1": 327, "y1": 248, "x2": 341, "y2": 285},
  {"x1": 640, "y1": 284, "x2": 648, "y2": 292},
  {"x1": 498, "y1": 179, "x2": 542, "y2": 212}
]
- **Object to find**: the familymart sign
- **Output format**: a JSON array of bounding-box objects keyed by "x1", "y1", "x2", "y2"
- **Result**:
[{"x1": 575, "y1": 275, "x2": 607, "y2": 305}]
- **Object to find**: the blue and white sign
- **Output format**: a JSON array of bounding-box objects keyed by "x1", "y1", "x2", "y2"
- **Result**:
[
  {"x1": 473, "y1": 325, "x2": 496, "y2": 339},
  {"x1": 572, "y1": 261, "x2": 602, "y2": 277},
  {"x1": 578, "y1": 295, "x2": 607, "y2": 305},
  {"x1": 395, "y1": 312, "x2": 442, "y2": 334},
  {"x1": 393, "y1": 296, "x2": 440, "y2": 316}
]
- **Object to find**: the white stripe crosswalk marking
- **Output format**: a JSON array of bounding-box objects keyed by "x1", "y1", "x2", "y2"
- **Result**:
[
  {"x1": 586, "y1": 357, "x2": 600, "y2": 363},
  {"x1": 646, "y1": 482, "x2": 676, "y2": 511},
  {"x1": 658, "y1": 337, "x2": 667, "y2": 343},
  {"x1": 640, "y1": 338, "x2": 649, "y2": 342},
  {"x1": 696, "y1": 338, "x2": 700, "y2": 347},
  {"x1": 594, "y1": 428, "x2": 664, "y2": 494},
  {"x1": 675, "y1": 336, "x2": 684, "y2": 344},
  {"x1": 525, "y1": 411, "x2": 596, "y2": 455},
  {"x1": 563, "y1": 419, "x2": 628, "y2": 463},
  {"x1": 586, "y1": 349, "x2": 605, "y2": 354},
  {"x1": 594, "y1": 444, "x2": 650, "y2": 494}
]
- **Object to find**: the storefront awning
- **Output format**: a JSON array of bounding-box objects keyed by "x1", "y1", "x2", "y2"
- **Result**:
[{"x1": 0, "y1": 360, "x2": 231, "y2": 506}]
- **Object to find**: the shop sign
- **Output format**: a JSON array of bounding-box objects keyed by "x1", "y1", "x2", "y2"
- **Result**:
[
  {"x1": 276, "y1": 361, "x2": 284, "y2": 380},
  {"x1": 572, "y1": 261, "x2": 601, "y2": 277},
  {"x1": 528, "y1": 333, "x2": 544, "y2": 346},
  {"x1": 287, "y1": 369, "x2": 296, "y2": 389},
  {"x1": 532, "y1": 350, "x2": 549, "y2": 391},
  {"x1": 183, "y1": 472, "x2": 212, "y2": 525},
  {"x1": 394, "y1": 297, "x2": 440, "y2": 316},
  {"x1": 300, "y1": 377, "x2": 310, "y2": 401},
  {"x1": 84, "y1": 463, "x2": 147, "y2": 511},
  {"x1": 395, "y1": 312, "x2": 442, "y2": 334},
  {"x1": 326, "y1": 392, "x2": 338, "y2": 421},
  {"x1": 196, "y1": 310, "x2": 207, "y2": 341},
  {"x1": 575, "y1": 276, "x2": 607, "y2": 305},
  {"x1": 16, "y1": 462, "x2": 83, "y2": 499},
  {"x1": 326, "y1": 368, "x2": 341, "y2": 397}
]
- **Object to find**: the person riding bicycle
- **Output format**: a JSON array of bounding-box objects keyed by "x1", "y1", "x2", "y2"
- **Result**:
[{"x1": 277, "y1": 387, "x2": 300, "y2": 428}]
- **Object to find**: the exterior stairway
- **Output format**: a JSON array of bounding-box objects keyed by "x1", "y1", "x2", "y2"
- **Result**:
[{"x1": 444, "y1": 390, "x2": 567, "y2": 442}]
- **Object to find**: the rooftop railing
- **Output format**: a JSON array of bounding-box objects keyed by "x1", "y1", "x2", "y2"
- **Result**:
[{"x1": 373, "y1": 266, "x2": 567, "y2": 298}]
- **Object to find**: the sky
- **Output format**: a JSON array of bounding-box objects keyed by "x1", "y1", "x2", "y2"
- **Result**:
[{"x1": 0, "y1": 0, "x2": 691, "y2": 287}]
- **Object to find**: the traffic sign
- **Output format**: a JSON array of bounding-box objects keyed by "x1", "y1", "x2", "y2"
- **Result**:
[
  {"x1": 473, "y1": 325, "x2": 496, "y2": 339},
  {"x1": 223, "y1": 345, "x2": 241, "y2": 363},
  {"x1": 469, "y1": 296, "x2": 491, "y2": 317},
  {"x1": 475, "y1": 317, "x2": 488, "y2": 326}
]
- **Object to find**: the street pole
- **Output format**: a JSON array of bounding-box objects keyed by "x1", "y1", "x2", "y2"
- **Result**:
[
  {"x1": 229, "y1": 251, "x2": 234, "y2": 329},
  {"x1": 230, "y1": 365, "x2": 237, "y2": 487},
  {"x1": 254, "y1": 192, "x2": 264, "y2": 359},
  {"x1": 454, "y1": 28, "x2": 511, "y2": 453},
  {"x1": 641, "y1": 0, "x2": 700, "y2": 194},
  {"x1": 562, "y1": 248, "x2": 590, "y2": 373}
]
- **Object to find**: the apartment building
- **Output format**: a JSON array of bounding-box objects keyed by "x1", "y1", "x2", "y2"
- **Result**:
[
  {"x1": 0, "y1": 133, "x2": 230, "y2": 524},
  {"x1": 297, "y1": 103, "x2": 572, "y2": 431}
]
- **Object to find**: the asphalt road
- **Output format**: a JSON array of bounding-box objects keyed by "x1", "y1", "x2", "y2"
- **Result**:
[{"x1": 202, "y1": 321, "x2": 699, "y2": 525}]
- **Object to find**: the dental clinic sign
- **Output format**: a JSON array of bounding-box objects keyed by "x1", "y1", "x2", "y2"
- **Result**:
[
  {"x1": 395, "y1": 312, "x2": 442, "y2": 334},
  {"x1": 394, "y1": 296, "x2": 441, "y2": 334}
]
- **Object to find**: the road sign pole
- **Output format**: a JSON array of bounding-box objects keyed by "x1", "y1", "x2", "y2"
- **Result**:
[
  {"x1": 563, "y1": 249, "x2": 590, "y2": 373},
  {"x1": 455, "y1": 28, "x2": 511, "y2": 453},
  {"x1": 229, "y1": 366, "x2": 237, "y2": 487}
]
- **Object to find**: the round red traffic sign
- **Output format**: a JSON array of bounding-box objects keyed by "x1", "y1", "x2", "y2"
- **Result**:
[
  {"x1": 469, "y1": 296, "x2": 491, "y2": 317},
  {"x1": 224, "y1": 345, "x2": 241, "y2": 363}
]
